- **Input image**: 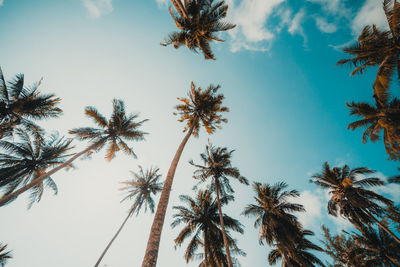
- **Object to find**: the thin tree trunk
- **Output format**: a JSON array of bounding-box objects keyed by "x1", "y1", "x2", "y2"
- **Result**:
[
  {"x1": 203, "y1": 231, "x2": 208, "y2": 267},
  {"x1": 0, "y1": 141, "x2": 102, "y2": 207},
  {"x1": 214, "y1": 178, "x2": 233, "y2": 267},
  {"x1": 367, "y1": 211, "x2": 400, "y2": 244},
  {"x1": 94, "y1": 208, "x2": 135, "y2": 267},
  {"x1": 281, "y1": 256, "x2": 285, "y2": 267},
  {"x1": 141, "y1": 125, "x2": 195, "y2": 267}
]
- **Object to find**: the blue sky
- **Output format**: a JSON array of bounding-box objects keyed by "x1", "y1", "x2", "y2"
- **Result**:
[{"x1": 0, "y1": 0, "x2": 399, "y2": 266}]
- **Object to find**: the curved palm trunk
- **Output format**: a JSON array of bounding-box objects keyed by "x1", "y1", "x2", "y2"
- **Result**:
[
  {"x1": 366, "y1": 211, "x2": 400, "y2": 244},
  {"x1": 0, "y1": 141, "x2": 102, "y2": 207},
  {"x1": 141, "y1": 125, "x2": 195, "y2": 267},
  {"x1": 281, "y1": 255, "x2": 286, "y2": 267},
  {"x1": 214, "y1": 178, "x2": 233, "y2": 267},
  {"x1": 94, "y1": 208, "x2": 135, "y2": 267}
]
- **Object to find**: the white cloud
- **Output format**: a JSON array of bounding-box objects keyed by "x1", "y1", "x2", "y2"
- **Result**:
[
  {"x1": 0, "y1": 0, "x2": 3, "y2": 6},
  {"x1": 296, "y1": 190, "x2": 324, "y2": 228},
  {"x1": 306, "y1": 0, "x2": 347, "y2": 16},
  {"x1": 315, "y1": 17, "x2": 337, "y2": 33},
  {"x1": 226, "y1": 0, "x2": 286, "y2": 52},
  {"x1": 288, "y1": 8, "x2": 307, "y2": 47},
  {"x1": 155, "y1": 0, "x2": 168, "y2": 7},
  {"x1": 352, "y1": 0, "x2": 387, "y2": 35},
  {"x1": 294, "y1": 189, "x2": 353, "y2": 231},
  {"x1": 82, "y1": 0, "x2": 113, "y2": 18}
]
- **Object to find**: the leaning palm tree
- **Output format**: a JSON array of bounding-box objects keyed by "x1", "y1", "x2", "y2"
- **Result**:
[
  {"x1": 189, "y1": 144, "x2": 248, "y2": 267},
  {"x1": 310, "y1": 162, "x2": 400, "y2": 244},
  {"x1": 337, "y1": 0, "x2": 400, "y2": 98},
  {"x1": 0, "y1": 243, "x2": 12, "y2": 267},
  {"x1": 268, "y1": 229, "x2": 325, "y2": 267},
  {"x1": 0, "y1": 67, "x2": 62, "y2": 138},
  {"x1": 94, "y1": 166, "x2": 163, "y2": 267},
  {"x1": 162, "y1": 0, "x2": 236, "y2": 60},
  {"x1": 171, "y1": 190, "x2": 245, "y2": 266},
  {"x1": 141, "y1": 82, "x2": 228, "y2": 267},
  {"x1": 0, "y1": 99, "x2": 147, "y2": 207},
  {"x1": 243, "y1": 182, "x2": 305, "y2": 266},
  {"x1": 346, "y1": 95, "x2": 400, "y2": 161},
  {"x1": 0, "y1": 129, "x2": 72, "y2": 207},
  {"x1": 349, "y1": 223, "x2": 400, "y2": 266}
]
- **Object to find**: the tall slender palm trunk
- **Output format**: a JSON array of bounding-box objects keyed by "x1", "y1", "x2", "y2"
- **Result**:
[
  {"x1": 0, "y1": 141, "x2": 102, "y2": 207},
  {"x1": 214, "y1": 178, "x2": 233, "y2": 267},
  {"x1": 366, "y1": 211, "x2": 400, "y2": 244},
  {"x1": 141, "y1": 125, "x2": 195, "y2": 267},
  {"x1": 281, "y1": 256, "x2": 286, "y2": 267},
  {"x1": 94, "y1": 208, "x2": 135, "y2": 267}
]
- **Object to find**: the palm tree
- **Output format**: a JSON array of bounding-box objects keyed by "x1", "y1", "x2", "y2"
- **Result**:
[
  {"x1": 321, "y1": 225, "x2": 362, "y2": 267},
  {"x1": 346, "y1": 96, "x2": 400, "y2": 161},
  {"x1": 0, "y1": 243, "x2": 11, "y2": 267},
  {"x1": 349, "y1": 223, "x2": 400, "y2": 266},
  {"x1": 0, "y1": 99, "x2": 147, "y2": 207},
  {"x1": 268, "y1": 229, "x2": 325, "y2": 267},
  {"x1": 171, "y1": 190, "x2": 245, "y2": 266},
  {"x1": 162, "y1": 0, "x2": 236, "y2": 60},
  {"x1": 310, "y1": 162, "x2": 400, "y2": 244},
  {"x1": 337, "y1": 0, "x2": 400, "y2": 98},
  {"x1": 243, "y1": 182, "x2": 305, "y2": 266},
  {"x1": 0, "y1": 129, "x2": 72, "y2": 207},
  {"x1": 94, "y1": 166, "x2": 163, "y2": 267},
  {"x1": 141, "y1": 82, "x2": 228, "y2": 267},
  {"x1": 189, "y1": 144, "x2": 248, "y2": 267},
  {"x1": 0, "y1": 67, "x2": 62, "y2": 138}
]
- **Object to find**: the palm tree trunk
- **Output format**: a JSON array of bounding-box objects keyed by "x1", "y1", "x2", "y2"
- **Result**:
[
  {"x1": 366, "y1": 211, "x2": 400, "y2": 244},
  {"x1": 203, "y1": 231, "x2": 208, "y2": 267},
  {"x1": 214, "y1": 178, "x2": 233, "y2": 267},
  {"x1": 141, "y1": 125, "x2": 195, "y2": 267},
  {"x1": 94, "y1": 208, "x2": 135, "y2": 267},
  {"x1": 281, "y1": 256, "x2": 285, "y2": 267},
  {"x1": 0, "y1": 141, "x2": 102, "y2": 207}
]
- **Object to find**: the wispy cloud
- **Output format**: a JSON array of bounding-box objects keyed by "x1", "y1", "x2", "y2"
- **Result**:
[
  {"x1": 0, "y1": 0, "x2": 4, "y2": 6},
  {"x1": 315, "y1": 16, "x2": 337, "y2": 33},
  {"x1": 296, "y1": 189, "x2": 324, "y2": 228},
  {"x1": 352, "y1": 0, "x2": 387, "y2": 35},
  {"x1": 288, "y1": 8, "x2": 307, "y2": 46},
  {"x1": 82, "y1": 0, "x2": 113, "y2": 18}
]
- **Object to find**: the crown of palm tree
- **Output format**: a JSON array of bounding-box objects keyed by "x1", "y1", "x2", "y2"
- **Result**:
[
  {"x1": 175, "y1": 82, "x2": 228, "y2": 137},
  {"x1": 0, "y1": 129, "x2": 72, "y2": 207},
  {"x1": 69, "y1": 99, "x2": 148, "y2": 161},
  {"x1": 0, "y1": 243, "x2": 11, "y2": 266},
  {"x1": 162, "y1": 0, "x2": 236, "y2": 60},
  {"x1": 190, "y1": 144, "x2": 248, "y2": 195},
  {"x1": 347, "y1": 97, "x2": 400, "y2": 161},
  {"x1": 243, "y1": 182, "x2": 304, "y2": 247},
  {"x1": 322, "y1": 225, "x2": 362, "y2": 267},
  {"x1": 171, "y1": 190, "x2": 245, "y2": 266},
  {"x1": 0, "y1": 67, "x2": 62, "y2": 138},
  {"x1": 348, "y1": 223, "x2": 400, "y2": 266},
  {"x1": 337, "y1": 0, "x2": 400, "y2": 98},
  {"x1": 119, "y1": 166, "x2": 163, "y2": 215},
  {"x1": 268, "y1": 229, "x2": 325, "y2": 267},
  {"x1": 310, "y1": 162, "x2": 392, "y2": 227}
]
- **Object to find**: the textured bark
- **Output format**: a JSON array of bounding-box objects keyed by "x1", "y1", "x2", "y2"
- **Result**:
[
  {"x1": 367, "y1": 211, "x2": 400, "y2": 244},
  {"x1": 214, "y1": 178, "x2": 233, "y2": 267},
  {"x1": 94, "y1": 208, "x2": 135, "y2": 267},
  {"x1": 0, "y1": 141, "x2": 102, "y2": 207},
  {"x1": 141, "y1": 125, "x2": 194, "y2": 267}
]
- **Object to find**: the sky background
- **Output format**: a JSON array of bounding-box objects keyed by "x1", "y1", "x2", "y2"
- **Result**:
[{"x1": 0, "y1": 0, "x2": 399, "y2": 266}]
